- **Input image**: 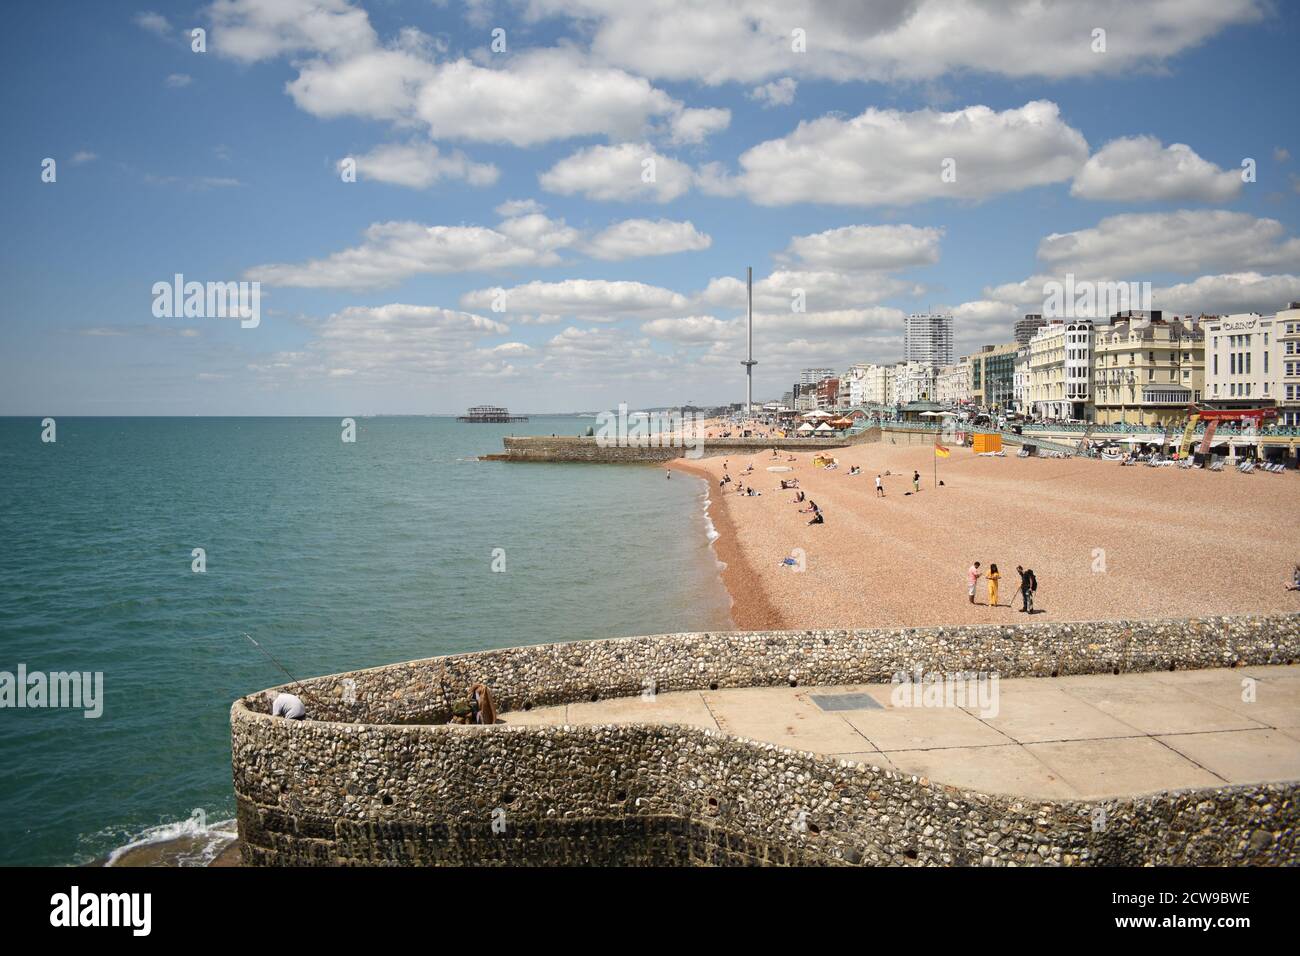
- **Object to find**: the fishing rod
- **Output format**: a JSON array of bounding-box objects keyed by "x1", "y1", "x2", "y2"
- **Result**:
[{"x1": 240, "y1": 632, "x2": 331, "y2": 708}]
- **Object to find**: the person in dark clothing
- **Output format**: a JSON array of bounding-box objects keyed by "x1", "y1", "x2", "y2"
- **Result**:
[
  {"x1": 808, "y1": 511, "x2": 824, "y2": 524},
  {"x1": 1016, "y1": 565, "x2": 1037, "y2": 612}
]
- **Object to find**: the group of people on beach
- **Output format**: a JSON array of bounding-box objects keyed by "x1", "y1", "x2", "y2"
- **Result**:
[{"x1": 967, "y1": 561, "x2": 1038, "y2": 612}]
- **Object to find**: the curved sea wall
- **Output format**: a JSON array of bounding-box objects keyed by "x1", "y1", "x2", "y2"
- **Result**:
[
  {"x1": 231, "y1": 614, "x2": 1300, "y2": 866},
  {"x1": 490, "y1": 429, "x2": 879, "y2": 462}
]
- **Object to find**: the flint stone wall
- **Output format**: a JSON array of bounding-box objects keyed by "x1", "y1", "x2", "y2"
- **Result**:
[
  {"x1": 232, "y1": 613, "x2": 1300, "y2": 866},
  {"x1": 494, "y1": 429, "x2": 879, "y2": 462}
]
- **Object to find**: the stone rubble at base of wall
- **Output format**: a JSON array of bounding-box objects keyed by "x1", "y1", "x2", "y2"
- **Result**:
[{"x1": 231, "y1": 613, "x2": 1300, "y2": 866}]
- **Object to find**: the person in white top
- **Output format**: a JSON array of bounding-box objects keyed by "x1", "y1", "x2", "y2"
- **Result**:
[{"x1": 269, "y1": 691, "x2": 306, "y2": 720}]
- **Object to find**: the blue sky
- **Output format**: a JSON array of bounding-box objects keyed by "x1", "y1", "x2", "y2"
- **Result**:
[{"x1": 2, "y1": 0, "x2": 1298, "y2": 414}]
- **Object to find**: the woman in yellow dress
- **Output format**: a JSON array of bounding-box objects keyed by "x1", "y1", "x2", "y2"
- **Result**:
[{"x1": 987, "y1": 564, "x2": 1001, "y2": 607}]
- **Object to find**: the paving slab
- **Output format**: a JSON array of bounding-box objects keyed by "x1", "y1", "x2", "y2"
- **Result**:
[
  {"x1": 887, "y1": 743, "x2": 1081, "y2": 799},
  {"x1": 841, "y1": 705, "x2": 1010, "y2": 752},
  {"x1": 702, "y1": 686, "x2": 871, "y2": 753},
  {"x1": 565, "y1": 690, "x2": 719, "y2": 731},
  {"x1": 1026, "y1": 737, "x2": 1223, "y2": 798},
  {"x1": 1157, "y1": 729, "x2": 1300, "y2": 785},
  {"x1": 1148, "y1": 671, "x2": 1300, "y2": 730},
  {"x1": 496, "y1": 666, "x2": 1300, "y2": 798},
  {"x1": 1054, "y1": 674, "x2": 1267, "y2": 736},
  {"x1": 966, "y1": 684, "x2": 1140, "y2": 744}
]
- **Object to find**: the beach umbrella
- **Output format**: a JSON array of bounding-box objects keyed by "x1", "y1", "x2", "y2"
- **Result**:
[
  {"x1": 797, "y1": 422, "x2": 815, "y2": 432},
  {"x1": 814, "y1": 422, "x2": 834, "y2": 432}
]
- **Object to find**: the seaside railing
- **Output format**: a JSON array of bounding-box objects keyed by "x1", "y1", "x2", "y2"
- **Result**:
[{"x1": 863, "y1": 417, "x2": 1300, "y2": 437}]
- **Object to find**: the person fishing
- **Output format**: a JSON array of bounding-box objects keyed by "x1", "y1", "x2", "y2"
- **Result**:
[{"x1": 268, "y1": 691, "x2": 306, "y2": 720}]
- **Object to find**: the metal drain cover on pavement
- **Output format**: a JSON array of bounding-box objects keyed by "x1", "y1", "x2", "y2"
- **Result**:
[{"x1": 809, "y1": 692, "x2": 883, "y2": 712}]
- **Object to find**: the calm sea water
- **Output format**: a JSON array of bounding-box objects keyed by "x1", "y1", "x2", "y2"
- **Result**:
[{"x1": 0, "y1": 416, "x2": 731, "y2": 866}]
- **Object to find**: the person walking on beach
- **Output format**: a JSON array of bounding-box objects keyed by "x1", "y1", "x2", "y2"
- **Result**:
[
  {"x1": 912, "y1": 470, "x2": 921, "y2": 493},
  {"x1": 987, "y1": 564, "x2": 1001, "y2": 607},
  {"x1": 875, "y1": 474, "x2": 885, "y2": 497},
  {"x1": 967, "y1": 562, "x2": 982, "y2": 604}
]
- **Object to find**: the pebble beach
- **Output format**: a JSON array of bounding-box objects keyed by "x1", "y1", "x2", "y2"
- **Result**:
[{"x1": 671, "y1": 441, "x2": 1300, "y2": 630}]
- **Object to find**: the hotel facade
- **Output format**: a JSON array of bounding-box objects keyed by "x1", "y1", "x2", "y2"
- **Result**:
[
  {"x1": 1091, "y1": 316, "x2": 1204, "y2": 427},
  {"x1": 1027, "y1": 320, "x2": 1094, "y2": 420}
]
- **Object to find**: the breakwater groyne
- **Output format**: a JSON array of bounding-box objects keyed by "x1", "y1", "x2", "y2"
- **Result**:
[
  {"x1": 232, "y1": 613, "x2": 1299, "y2": 866},
  {"x1": 484, "y1": 427, "x2": 880, "y2": 462}
]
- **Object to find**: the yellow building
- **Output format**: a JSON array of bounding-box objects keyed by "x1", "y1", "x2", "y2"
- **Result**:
[{"x1": 1091, "y1": 316, "x2": 1204, "y2": 426}]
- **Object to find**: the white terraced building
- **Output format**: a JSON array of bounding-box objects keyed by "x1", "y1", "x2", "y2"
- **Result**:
[
  {"x1": 891, "y1": 361, "x2": 937, "y2": 405},
  {"x1": 1027, "y1": 319, "x2": 1094, "y2": 420},
  {"x1": 935, "y1": 360, "x2": 972, "y2": 406}
]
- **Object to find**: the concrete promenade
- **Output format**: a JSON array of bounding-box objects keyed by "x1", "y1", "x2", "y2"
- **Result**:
[{"x1": 503, "y1": 665, "x2": 1300, "y2": 799}]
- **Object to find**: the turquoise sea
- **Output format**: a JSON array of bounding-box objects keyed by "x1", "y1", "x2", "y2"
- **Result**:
[{"x1": 0, "y1": 416, "x2": 731, "y2": 866}]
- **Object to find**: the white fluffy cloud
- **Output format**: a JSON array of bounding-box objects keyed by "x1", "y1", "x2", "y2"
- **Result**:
[
  {"x1": 668, "y1": 107, "x2": 731, "y2": 145},
  {"x1": 583, "y1": 219, "x2": 711, "y2": 261},
  {"x1": 539, "y1": 143, "x2": 696, "y2": 202},
  {"x1": 719, "y1": 101, "x2": 1089, "y2": 206},
  {"x1": 208, "y1": 4, "x2": 730, "y2": 148},
  {"x1": 461, "y1": 279, "x2": 690, "y2": 320},
  {"x1": 780, "y1": 224, "x2": 943, "y2": 272},
  {"x1": 1154, "y1": 273, "x2": 1300, "y2": 315},
  {"x1": 749, "y1": 77, "x2": 797, "y2": 108},
  {"x1": 247, "y1": 208, "x2": 717, "y2": 287},
  {"x1": 251, "y1": 303, "x2": 512, "y2": 381},
  {"x1": 1071, "y1": 136, "x2": 1242, "y2": 202},
  {"x1": 1038, "y1": 210, "x2": 1300, "y2": 277},
  {"x1": 207, "y1": 0, "x2": 377, "y2": 62},
  {"x1": 524, "y1": 0, "x2": 1262, "y2": 84},
  {"x1": 343, "y1": 141, "x2": 499, "y2": 189},
  {"x1": 247, "y1": 214, "x2": 580, "y2": 288}
]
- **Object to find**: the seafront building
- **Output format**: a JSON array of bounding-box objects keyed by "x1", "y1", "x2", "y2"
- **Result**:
[
  {"x1": 861, "y1": 363, "x2": 895, "y2": 406},
  {"x1": 892, "y1": 361, "x2": 937, "y2": 405},
  {"x1": 1027, "y1": 319, "x2": 1095, "y2": 420},
  {"x1": 842, "y1": 364, "x2": 870, "y2": 407},
  {"x1": 1013, "y1": 346, "x2": 1030, "y2": 412},
  {"x1": 935, "y1": 360, "x2": 972, "y2": 406},
  {"x1": 904, "y1": 313, "x2": 954, "y2": 367},
  {"x1": 1204, "y1": 312, "x2": 1279, "y2": 408},
  {"x1": 814, "y1": 376, "x2": 840, "y2": 410},
  {"x1": 968, "y1": 342, "x2": 1020, "y2": 410},
  {"x1": 1015, "y1": 313, "x2": 1046, "y2": 346},
  {"x1": 1091, "y1": 315, "x2": 1204, "y2": 427},
  {"x1": 1281, "y1": 305, "x2": 1300, "y2": 427}
]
